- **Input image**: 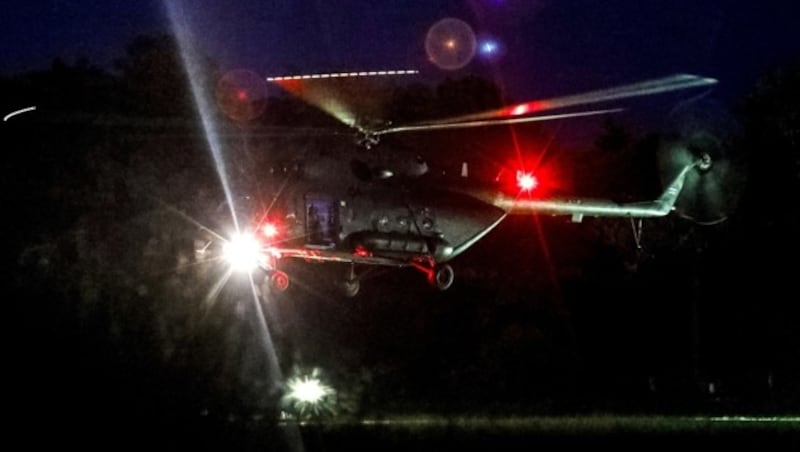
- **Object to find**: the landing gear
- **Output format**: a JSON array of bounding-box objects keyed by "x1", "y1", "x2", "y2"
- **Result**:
[
  {"x1": 340, "y1": 263, "x2": 360, "y2": 298},
  {"x1": 412, "y1": 259, "x2": 456, "y2": 292},
  {"x1": 269, "y1": 270, "x2": 290, "y2": 293},
  {"x1": 341, "y1": 278, "x2": 360, "y2": 298},
  {"x1": 256, "y1": 268, "x2": 290, "y2": 302},
  {"x1": 429, "y1": 263, "x2": 454, "y2": 291}
]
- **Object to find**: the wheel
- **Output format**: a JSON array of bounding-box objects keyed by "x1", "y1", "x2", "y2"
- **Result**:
[
  {"x1": 269, "y1": 270, "x2": 290, "y2": 293},
  {"x1": 341, "y1": 278, "x2": 360, "y2": 298},
  {"x1": 429, "y1": 264, "x2": 454, "y2": 291}
]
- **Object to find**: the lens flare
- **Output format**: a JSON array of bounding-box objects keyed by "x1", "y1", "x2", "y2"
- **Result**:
[
  {"x1": 282, "y1": 369, "x2": 336, "y2": 418},
  {"x1": 517, "y1": 171, "x2": 538, "y2": 191},
  {"x1": 478, "y1": 37, "x2": 503, "y2": 59},
  {"x1": 262, "y1": 223, "x2": 278, "y2": 238},
  {"x1": 216, "y1": 69, "x2": 269, "y2": 122},
  {"x1": 425, "y1": 18, "x2": 476, "y2": 70},
  {"x1": 289, "y1": 377, "x2": 330, "y2": 404}
]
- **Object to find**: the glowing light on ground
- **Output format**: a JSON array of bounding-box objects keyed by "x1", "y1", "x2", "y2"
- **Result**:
[
  {"x1": 3, "y1": 106, "x2": 36, "y2": 121},
  {"x1": 289, "y1": 377, "x2": 331, "y2": 404},
  {"x1": 283, "y1": 369, "x2": 336, "y2": 418},
  {"x1": 704, "y1": 416, "x2": 800, "y2": 423}
]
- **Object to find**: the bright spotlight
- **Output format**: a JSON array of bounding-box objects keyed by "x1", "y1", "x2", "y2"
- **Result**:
[
  {"x1": 262, "y1": 223, "x2": 278, "y2": 238},
  {"x1": 288, "y1": 376, "x2": 331, "y2": 404},
  {"x1": 283, "y1": 371, "x2": 335, "y2": 417},
  {"x1": 222, "y1": 232, "x2": 262, "y2": 272},
  {"x1": 516, "y1": 171, "x2": 538, "y2": 192}
]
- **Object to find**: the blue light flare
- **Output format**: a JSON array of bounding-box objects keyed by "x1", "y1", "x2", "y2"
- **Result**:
[
  {"x1": 477, "y1": 37, "x2": 504, "y2": 59},
  {"x1": 480, "y1": 40, "x2": 498, "y2": 55}
]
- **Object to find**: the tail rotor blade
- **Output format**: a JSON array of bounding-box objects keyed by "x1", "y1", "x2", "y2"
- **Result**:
[{"x1": 658, "y1": 98, "x2": 746, "y2": 224}]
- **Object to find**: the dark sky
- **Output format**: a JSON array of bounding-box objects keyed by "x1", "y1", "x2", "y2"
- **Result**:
[{"x1": 3, "y1": 0, "x2": 799, "y2": 102}]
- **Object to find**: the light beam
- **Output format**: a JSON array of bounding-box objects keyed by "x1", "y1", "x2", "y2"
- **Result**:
[
  {"x1": 3, "y1": 106, "x2": 36, "y2": 122},
  {"x1": 164, "y1": 5, "x2": 301, "y2": 450},
  {"x1": 165, "y1": 2, "x2": 240, "y2": 231}
]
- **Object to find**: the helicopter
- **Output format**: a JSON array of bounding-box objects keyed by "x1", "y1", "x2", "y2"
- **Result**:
[{"x1": 208, "y1": 70, "x2": 741, "y2": 298}]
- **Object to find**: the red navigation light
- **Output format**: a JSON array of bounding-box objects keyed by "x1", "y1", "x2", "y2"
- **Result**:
[
  {"x1": 516, "y1": 170, "x2": 538, "y2": 192},
  {"x1": 511, "y1": 104, "x2": 529, "y2": 116},
  {"x1": 262, "y1": 223, "x2": 278, "y2": 238},
  {"x1": 354, "y1": 245, "x2": 371, "y2": 258}
]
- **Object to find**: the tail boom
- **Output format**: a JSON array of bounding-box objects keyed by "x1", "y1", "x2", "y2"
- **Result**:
[{"x1": 465, "y1": 163, "x2": 696, "y2": 221}]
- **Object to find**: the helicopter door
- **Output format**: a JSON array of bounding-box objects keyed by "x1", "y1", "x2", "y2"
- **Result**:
[{"x1": 305, "y1": 196, "x2": 339, "y2": 247}]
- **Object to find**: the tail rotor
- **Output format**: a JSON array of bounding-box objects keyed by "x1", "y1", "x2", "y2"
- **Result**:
[{"x1": 657, "y1": 98, "x2": 747, "y2": 225}]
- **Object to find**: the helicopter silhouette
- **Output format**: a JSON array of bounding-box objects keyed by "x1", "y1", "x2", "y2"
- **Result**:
[{"x1": 210, "y1": 70, "x2": 740, "y2": 298}]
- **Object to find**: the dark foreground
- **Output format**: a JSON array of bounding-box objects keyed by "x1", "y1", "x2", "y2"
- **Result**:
[
  {"x1": 21, "y1": 415, "x2": 799, "y2": 451},
  {"x1": 284, "y1": 416, "x2": 800, "y2": 451}
]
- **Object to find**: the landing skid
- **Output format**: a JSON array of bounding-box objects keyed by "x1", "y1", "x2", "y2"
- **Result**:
[
  {"x1": 336, "y1": 260, "x2": 454, "y2": 297},
  {"x1": 260, "y1": 248, "x2": 458, "y2": 298},
  {"x1": 340, "y1": 263, "x2": 360, "y2": 298}
]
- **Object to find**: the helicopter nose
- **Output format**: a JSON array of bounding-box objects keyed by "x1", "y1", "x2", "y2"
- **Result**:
[
  {"x1": 433, "y1": 244, "x2": 454, "y2": 261},
  {"x1": 421, "y1": 190, "x2": 506, "y2": 261}
]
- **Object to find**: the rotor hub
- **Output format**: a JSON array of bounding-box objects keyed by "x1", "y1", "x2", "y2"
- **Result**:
[
  {"x1": 355, "y1": 128, "x2": 380, "y2": 150},
  {"x1": 657, "y1": 98, "x2": 746, "y2": 225},
  {"x1": 696, "y1": 152, "x2": 712, "y2": 171}
]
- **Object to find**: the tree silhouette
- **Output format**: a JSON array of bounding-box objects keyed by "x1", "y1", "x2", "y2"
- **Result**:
[{"x1": 114, "y1": 33, "x2": 208, "y2": 117}]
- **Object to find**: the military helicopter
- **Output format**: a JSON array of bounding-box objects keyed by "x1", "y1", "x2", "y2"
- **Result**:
[{"x1": 209, "y1": 70, "x2": 741, "y2": 298}]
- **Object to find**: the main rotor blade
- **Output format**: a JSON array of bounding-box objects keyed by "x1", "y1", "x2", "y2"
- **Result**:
[
  {"x1": 267, "y1": 70, "x2": 418, "y2": 130},
  {"x1": 375, "y1": 108, "x2": 623, "y2": 135},
  {"x1": 415, "y1": 73, "x2": 717, "y2": 126}
]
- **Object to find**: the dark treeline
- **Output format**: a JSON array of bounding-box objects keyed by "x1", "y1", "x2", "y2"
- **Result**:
[{"x1": 4, "y1": 33, "x2": 800, "y2": 444}]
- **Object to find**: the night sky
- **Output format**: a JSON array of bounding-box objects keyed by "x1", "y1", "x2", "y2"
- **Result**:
[
  {"x1": 4, "y1": 1, "x2": 800, "y2": 449},
  {"x1": 3, "y1": 1, "x2": 798, "y2": 100}
]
